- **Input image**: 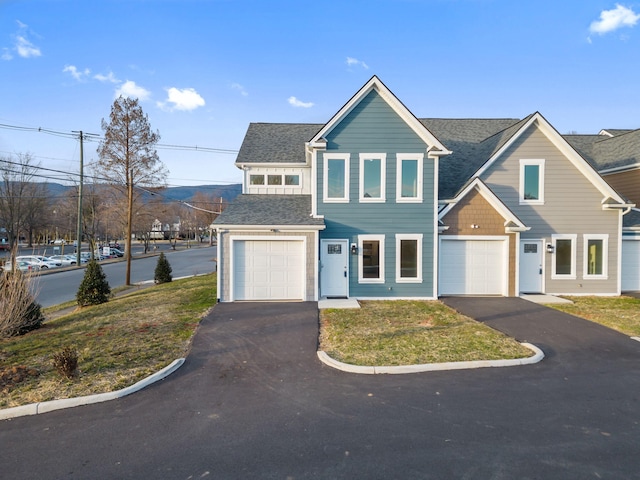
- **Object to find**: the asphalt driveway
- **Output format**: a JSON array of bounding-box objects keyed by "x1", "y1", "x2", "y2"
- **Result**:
[{"x1": 1, "y1": 299, "x2": 640, "y2": 479}]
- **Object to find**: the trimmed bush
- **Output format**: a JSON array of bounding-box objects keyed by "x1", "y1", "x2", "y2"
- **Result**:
[
  {"x1": 154, "y1": 252, "x2": 173, "y2": 284},
  {"x1": 76, "y1": 260, "x2": 111, "y2": 306},
  {"x1": 52, "y1": 346, "x2": 78, "y2": 379},
  {"x1": 0, "y1": 271, "x2": 44, "y2": 338}
]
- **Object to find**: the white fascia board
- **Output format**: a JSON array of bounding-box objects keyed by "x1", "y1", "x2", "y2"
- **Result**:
[
  {"x1": 213, "y1": 224, "x2": 325, "y2": 231},
  {"x1": 599, "y1": 163, "x2": 640, "y2": 175},
  {"x1": 236, "y1": 161, "x2": 309, "y2": 168},
  {"x1": 309, "y1": 76, "x2": 451, "y2": 156}
]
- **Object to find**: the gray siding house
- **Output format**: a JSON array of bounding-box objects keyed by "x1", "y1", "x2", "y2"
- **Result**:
[{"x1": 213, "y1": 76, "x2": 636, "y2": 302}]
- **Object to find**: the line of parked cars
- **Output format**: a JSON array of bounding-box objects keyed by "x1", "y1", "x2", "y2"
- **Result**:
[{"x1": 1, "y1": 248, "x2": 125, "y2": 273}]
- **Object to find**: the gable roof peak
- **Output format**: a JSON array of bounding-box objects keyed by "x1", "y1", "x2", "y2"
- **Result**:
[{"x1": 309, "y1": 76, "x2": 451, "y2": 156}]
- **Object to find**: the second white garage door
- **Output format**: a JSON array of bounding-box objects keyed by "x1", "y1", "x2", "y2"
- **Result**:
[
  {"x1": 439, "y1": 238, "x2": 507, "y2": 295},
  {"x1": 622, "y1": 239, "x2": 640, "y2": 292},
  {"x1": 233, "y1": 240, "x2": 305, "y2": 301}
]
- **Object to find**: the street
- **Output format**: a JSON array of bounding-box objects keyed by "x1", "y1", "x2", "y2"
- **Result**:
[{"x1": 30, "y1": 244, "x2": 217, "y2": 308}]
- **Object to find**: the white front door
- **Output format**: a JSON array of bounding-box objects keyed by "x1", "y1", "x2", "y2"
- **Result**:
[
  {"x1": 320, "y1": 239, "x2": 349, "y2": 298},
  {"x1": 519, "y1": 240, "x2": 543, "y2": 293}
]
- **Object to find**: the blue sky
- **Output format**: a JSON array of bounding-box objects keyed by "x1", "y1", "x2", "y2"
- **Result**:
[{"x1": 1, "y1": 0, "x2": 640, "y2": 187}]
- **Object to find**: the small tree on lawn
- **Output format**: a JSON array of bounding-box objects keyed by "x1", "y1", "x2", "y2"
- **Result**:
[
  {"x1": 154, "y1": 252, "x2": 172, "y2": 284},
  {"x1": 76, "y1": 260, "x2": 111, "y2": 306}
]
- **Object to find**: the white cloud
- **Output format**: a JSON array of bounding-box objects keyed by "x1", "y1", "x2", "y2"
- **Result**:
[
  {"x1": 94, "y1": 71, "x2": 119, "y2": 83},
  {"x1": 3, "y1": 21, "x2": 42, "y2": 60},
  {"x1": 346, "y1": 56, "x2": 369, "y2": 69},
  {"x1": 288, "y1": 96, "x2": 314, "y2": 108},
  {"x1": 63, "y1": 65, "x2": 90, "y2": 81},
  {"x1": 590, "y1": 4, "x2": 640, "y2": 35},
  {"x1": 16, "y1": 34, "x2": 41, "y2": 58},
  {"x1": 115, "y1": 80, "x2": 151, "y2": 101},
  {"x1": 231, "y1": 82, "x2": 248, "y2": 96},
  {"x1": 157, "y1": 87, "x2": 205, "y2": 111}
]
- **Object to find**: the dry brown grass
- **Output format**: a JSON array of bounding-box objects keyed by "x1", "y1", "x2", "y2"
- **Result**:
[
  {"x1": 320, "y1": 300, "x2": 532, "y2": 366},
  {"x1": 0, "y1": 274, "x2": 216, "y2": 408}
]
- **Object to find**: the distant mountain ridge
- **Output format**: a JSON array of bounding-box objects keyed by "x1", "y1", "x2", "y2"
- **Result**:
[{"x1": 39, "y1": 182, "x2": 242, "y2": 203}]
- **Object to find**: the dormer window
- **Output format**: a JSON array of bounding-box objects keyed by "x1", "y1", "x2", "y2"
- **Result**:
[{"x1": 520, "y1": 159, "x2": 545, "y2": 205}]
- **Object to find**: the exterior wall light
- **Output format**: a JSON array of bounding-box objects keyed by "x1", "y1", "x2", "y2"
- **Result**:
[{"x1": 546, "y1": 243, "x2": 554, "y2": 253}]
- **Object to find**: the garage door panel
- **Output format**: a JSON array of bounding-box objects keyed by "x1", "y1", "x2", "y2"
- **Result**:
[
  {"x1": 440, "y1": 239, "x2": 506, "y2": 296},
  {"x1": 622, "y1": 240, "x2": 640, "y2": 291},
  {"x1": 233, "y1": 240, "x2": 304, "y2": 300}
]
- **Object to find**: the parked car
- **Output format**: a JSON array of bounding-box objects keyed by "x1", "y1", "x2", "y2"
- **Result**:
[
  {"x1": 16, "y1": 255, "x2": 61, "y2": 269},
  {"x1": 109, "y1": 248, "x2": 124, "y2": 257},
  {"x1": 2, "y1": 260, "x2": 41, "y2": 273},
  {"x1": 53, "y1": 239, "x2": 66, "y2": 245},
  {"x1": 48, "y1": 254, "x2": 77, "y2": 266}
]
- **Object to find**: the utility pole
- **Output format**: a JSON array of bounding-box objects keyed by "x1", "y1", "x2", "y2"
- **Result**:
[
  {"x1": 73, "y1": 131, "x2": 84, "y2": 267},
  {"x1": 72, "y1": 131, "x2": 98, "y2": 266}
]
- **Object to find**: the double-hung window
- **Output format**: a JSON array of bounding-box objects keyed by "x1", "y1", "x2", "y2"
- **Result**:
[
  {"x1": 396, "y1": 154, "x2": 423, "y2": 202},
  {"x1": 520, "y1": 159, "x2": 545, "y2": 205},
  {"x1": 359, "y1": 153, "x2": 386, "y2": 202},
  {"x1": 552, "y1": 234, "x2": 577, "y2": 279},
  {"x1": 324, "y1": 154, "x2": 350, "y2": 202},
  {"x1": 583, "y1": 234, "x2": 608, "y2": 279},
  {"x1": 359, "y1": 234, "x2": 385, "y2": 283},
  {"x1": 396, "y1": 234, "x2": 422, "y2": 283}
]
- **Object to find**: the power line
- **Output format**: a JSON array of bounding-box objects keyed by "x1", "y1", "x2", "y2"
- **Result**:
[{"x1": 0, "y1": 121, "x2": 239, "y2": 154}]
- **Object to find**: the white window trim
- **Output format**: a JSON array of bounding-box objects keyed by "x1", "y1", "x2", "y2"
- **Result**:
[
  {"x1": 323, "y1": 153, "x2": 350, "y2": 203},
  {"x1": 551, "y1": 234, "x2": 577, "y2": 279},
  {"x1": 519, "y1": 159, "x2": 545, "y2": 205},
  {"x1": 359, "y1": 153, "x2": 386, "y2": 203},
  {"x1": 583, "y1": 234, "x2": 609, "y2": 280},
  {"x1": 396, "y1": 153, "x2": 423, "y2": 203},
  {"x1": 395, "y1": 234, "x2": 423, "y2": 283},
  {"x1": 358, "y1": 234, "x2": 385, "y2": 284}
]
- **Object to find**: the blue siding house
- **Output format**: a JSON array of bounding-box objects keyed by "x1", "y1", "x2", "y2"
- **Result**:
[{"x1": 213, "y1": 76, "x2": 635, "y2": 302}]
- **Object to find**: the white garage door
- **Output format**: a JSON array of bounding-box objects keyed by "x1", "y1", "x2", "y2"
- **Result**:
[
  {"x1": 622, "y1": 239, "x2": 640, "y2": 291},
  {"x1": 233, "y1": 240, "x2": 305, "y2": 300},
  {"x1": 439, "y1": 238, "x2": 507, "y2": 295}
]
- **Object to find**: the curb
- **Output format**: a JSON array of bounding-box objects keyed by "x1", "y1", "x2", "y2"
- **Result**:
[
  {"x1": 0, "y1": 358, "x2": 185, "y2": 421},
  {"x1": 317, "y1": 342, "x2": 545, "y2": 375}
]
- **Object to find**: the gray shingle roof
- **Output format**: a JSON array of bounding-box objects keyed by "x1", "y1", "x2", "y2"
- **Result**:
[
  {"x1": 564, "y1": 130, "x2": 640, "y2": 171},
  {"x1": 623, "y1": 208, "x2": 640, "y2": 229},
  {"x1": 236, "y1": 123, "x2": 322, "y2": 164},
  {"x1": 426, "y1": 118, "x2": 526, "y2": 199},
  {"x1": 234, "y1": 118, "x2": 639, "y2": 200},
  {"x1": 213, "y1": 194, "x2": 324, "y2": 226}
]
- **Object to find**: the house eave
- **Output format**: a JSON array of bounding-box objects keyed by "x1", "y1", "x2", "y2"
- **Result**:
[{"x1": 214, "y1": 224, "x2": 325, "y2": 232}]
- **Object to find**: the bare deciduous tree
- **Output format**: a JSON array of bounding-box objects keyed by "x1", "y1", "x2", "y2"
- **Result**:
[
  {"x1": 96, "y1": 97, "x2": 167, "y2": 285},
  {"x1": 0, "y1": 153, "x2": 46, "y2": 251}
]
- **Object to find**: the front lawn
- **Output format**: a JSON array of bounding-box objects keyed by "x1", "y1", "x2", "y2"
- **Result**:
[
  {"x1": 547, "y1": 295, "x2": 640, "y2": 337},
  {"x1": 319, "y1": 300, "x2": 532, "y2": 366},
  {"x1": 0, "y1": 274, "x2": 216, "y2": 409}
]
